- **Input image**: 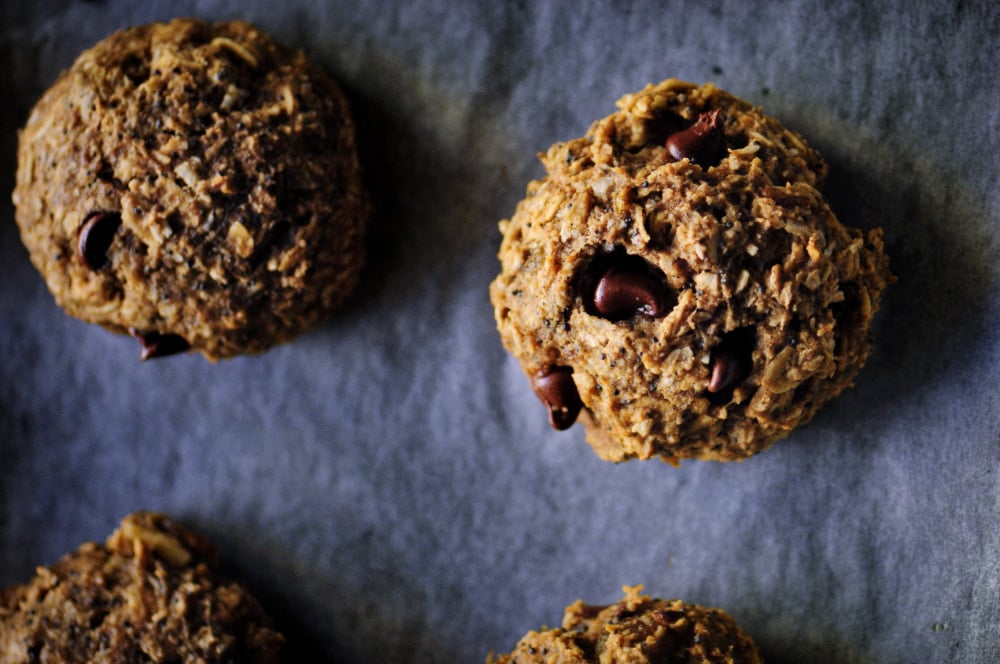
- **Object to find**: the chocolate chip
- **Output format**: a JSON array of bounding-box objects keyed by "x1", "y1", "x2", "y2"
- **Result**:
[
  {"x1": 582, "y1": 252, "x2": 674, "y2": 322},
  {"x1": 708, "y1": 350, "x2": 744, "y2": 393},
  {"x1": 531, "y1": 366, "x2": 582, "y2": 430},
  {"x1": 706, "y1": 328, "x2": 754, "y2": 401},
  {"x1": 593, "y1": 265, "x2": 667, "y2": 320},
  {"x1": 77, "y1": 211, "x2": 121, "y2": 270},
  {"x1": 129, "y1": 328, "x2": 190, "y2": 361},
  {"x1": 665, "y1": 109, "x2": 726, "y2": 167}
]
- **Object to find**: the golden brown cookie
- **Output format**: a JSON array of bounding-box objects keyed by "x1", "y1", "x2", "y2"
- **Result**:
[
  {"x1": 488, "y1": 585, "x2": 762, "y2": 664},
  {"x1": 0, "y1": 512, "x2": 284, "y2": 662},
  {"x1": 490, "y1": 79, "x2": 893, "y2": 463},
  {"x1": 12, "y1": 18, "x2": 369, "y2": 360}
]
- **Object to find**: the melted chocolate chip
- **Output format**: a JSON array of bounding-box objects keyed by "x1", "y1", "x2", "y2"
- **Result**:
[
  {"x1": 77, "y1": 211, "x2": 122, "y2": 270},
  {"x1": 708, "y1": 350, "x2": 745, "y2": 393},
  {"x1": 583, "y1": 252, "x2": 674, "y2": 322},
  {"x1": 531, "y1": 366, "x2": 582, "y2": 430},
  {"x1": 665, "y1": 109, "x2": 726, "y2": 167},
  {"x1": 129, "y1": 328, "x2": 190, "y2": 361},
  {"x1": 706, "y1": 328, "x2": 754, "y2": 402},
  {"x1": 593, "y1": 265, "x2": 667, "y2": 320}
]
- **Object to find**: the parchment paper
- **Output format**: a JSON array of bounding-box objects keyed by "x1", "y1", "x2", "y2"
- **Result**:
[{"x1": 2, "y1": 1, "x2": 999, "y2": 662}]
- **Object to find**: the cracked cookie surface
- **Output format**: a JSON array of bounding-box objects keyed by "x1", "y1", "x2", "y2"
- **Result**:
[
  {"x1": 489, "y1": 585, "x2": 761, "y2": 664},
  {"x1": 490, "y1": 79, "x2": 893, "y2": 463},
  {"x1": 0, "y1": 512, "x2": 284, "y2": 663},
  {"x1": 13, "y1": 18, "x2": 369, "y2": 360}
]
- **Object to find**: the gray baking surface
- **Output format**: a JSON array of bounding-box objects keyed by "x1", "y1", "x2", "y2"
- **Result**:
[{"x1": 1, "y1": 1, "x2": 998, "y2": 662}]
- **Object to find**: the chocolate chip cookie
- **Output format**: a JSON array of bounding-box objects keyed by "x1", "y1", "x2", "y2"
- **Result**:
[
  {"x1": 488, "y1": 585, "x2": 762, "y2": 663},
  {"x1": 12, "y1": 18, "x2": 369, "y2": 360},
  {"x1": 0, "y1": 512, "x2": 284, "y2": 662},
  {"x1": 490, "y1": 79, "x2": 893, "y2": 463}
]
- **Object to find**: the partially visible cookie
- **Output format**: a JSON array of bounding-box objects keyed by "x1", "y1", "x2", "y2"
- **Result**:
[
  {"x1": 488, "y1": 585, "x2": 761, "y2": 664},
  {"x1": 490, "y1": 78, "x2": 893, "y2": 463},
  {"x1": 13, "y1": 18, "x2": 369, "y2": 360},
  {"x1": 0, "y1": 512, "x2": 284, "y2": 662}
]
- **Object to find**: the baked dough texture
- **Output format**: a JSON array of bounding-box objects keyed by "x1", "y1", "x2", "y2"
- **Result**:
[
  {"x1": 13, "y1": 18, "x2": 369, "y2": 360},
  {"x1": 490, "y1": 79, "x2": 893, "y2": 463},
  {"x1": 488, "y1": 585, "x2": 762, "y2": 664},
  {"x1": 0, "y1": 512, "x2": 284, "y2": 663}
]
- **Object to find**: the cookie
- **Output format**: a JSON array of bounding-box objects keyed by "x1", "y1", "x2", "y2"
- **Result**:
[
  {"x1": 0, "y1": 512, "x2": 284, "y2": 662},
  {"x1": 490, "y1": 79, "x2": 893, "y2": 463},
  {"x1": 489, "y1": 585, "x2": 762, "y2": 664},
  {"x1": 12, "y1": 18, "x2": 369, "y2": 360}
]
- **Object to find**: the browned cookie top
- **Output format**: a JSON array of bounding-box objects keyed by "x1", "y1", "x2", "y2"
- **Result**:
[
  {"x1": 490, "y1": 79, "x2": 893, "y2": 463},
  {"x1": 0, "y1": 512, "x2": 285, "y2": 662},
  {"x1": 489, "y1": 585, "x2": 762, "y2": 663},
  {"x1": 13, "y1": 18, "x2": 369, "y2": 360}
]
